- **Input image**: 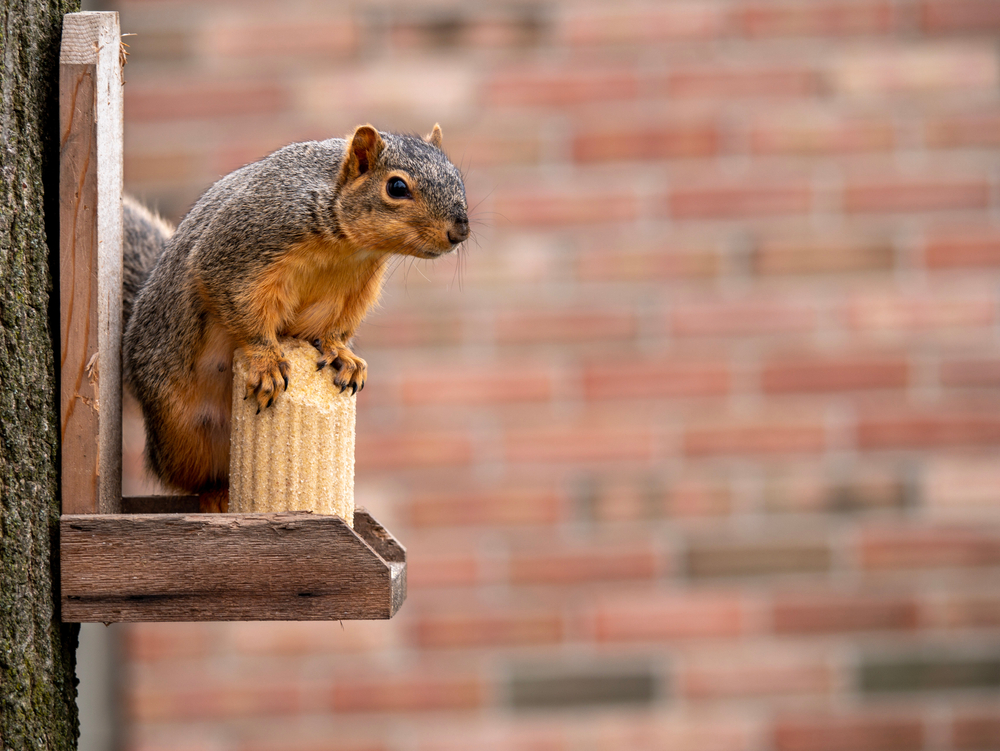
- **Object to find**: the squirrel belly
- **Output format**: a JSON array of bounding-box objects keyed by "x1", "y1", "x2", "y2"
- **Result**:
[{"x1": 122, "y1": 124, "x2": 469, "y2": 496}]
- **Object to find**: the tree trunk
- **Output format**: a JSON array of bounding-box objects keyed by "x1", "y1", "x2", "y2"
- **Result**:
[{"x1": 1, "y1": 1, "x2": 82, "y2": 749}]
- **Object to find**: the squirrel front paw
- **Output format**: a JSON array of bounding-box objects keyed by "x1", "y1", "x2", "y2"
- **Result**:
[
  {"x1": 243, "y1": 345, "x2": 291, "y2": 413},
  {"x1": 313, "y1": 338, "x2": 367, "y2": 395}
]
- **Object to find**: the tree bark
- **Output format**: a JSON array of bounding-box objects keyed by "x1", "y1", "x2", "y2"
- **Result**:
[{"x1": 1, "y1": 1, "x2": 82, "y2": 749}]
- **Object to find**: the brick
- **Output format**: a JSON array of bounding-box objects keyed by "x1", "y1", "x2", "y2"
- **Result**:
[
  {"x1": 388, "y1": 13, "x2": 544, "y2": 50},
  {"x1": 668, "y1": 179, "x2": 813, "y2": 219},
  {"x1": 486, "y1": 64, "x2": 639, "y2": 107},
  {"x1": 406, "y1": 552, "x2": 481, "y2": 589},
  {"x1": 684, "y1": 418, "x2": 827, "y2": 457},
  {"x1": 925, "y1": 457, "x2": 1000, "y2": 515},
  {"x1": 583, "y1": 359, "x2": 730, "y2": 401},
  {"x1": 413, "y1": 609, "x2": 563, "y2": 649},
  {"x1": 494, "y1": 306, "x2": 637, "y2": 344},
  {"x1": 227, "y1": 621, "x2": 390, "y2": 656},
  {"x1": 774, "y1": 715, "x2": 924, "y2": 751},
  {"x1": 929, "y1": 593, "x2": 1000, "y2": 629},
  {"x1": 753, "y1": 234, "x2": 895, "y2": 275},
  {"x1": 583, "y1": 716, "x2": 757, "y2": 751},
  {"x1": 130, "y1": 736, "x2": 225, "y2": 751},
  {"x1": 300, "y1": 65, "x2": 475, "y2": 121},
  {"x1": 857, "y1": 411, "x2": 1000, "y2": 450},
  {"x1": 573, "y1": 120, "x2": 720, "y2": 162},
  {"x1": 861, "y1": 652, "x2": 1000, "y2": 693},
  {"x1": 205, "y1": 17, "x2": 357, "y2": 60},
  {"x1": 764, "y1": 469, "x2": 907, "y2": 514},
  {"x1": 577, "y1": 245, "x2": 722, "y2": 282},
  {"x1": 508, "y1": 665, "x2": 657, "y2": 710},
  {"x1": 115, "y1": 26, "x2": 194, "y2": 65},
  {"x1": 924, "y1": 228, "x2": 1000, "y2": 269},
  {"x1": 130, "y1": 677, "x2": 302, "y2": 721},
  {"x1": 751, "y1": 113, "x2": 895, "y2": 155},
  {"x1": 402, "y1": 487, "x2": 565, "y2": 528},
  {"x1": 953, "y1": 712, "x2": 1000, "y2": 750},
  {"x1": 580, "y1": 474, "x2": 732, "y2": 522},
  {"x1": 123, "y1": 623, "x2": 218, "y2": 663},
  {"x1": 124, "y1": 151, "x2": 202, "y2": 184},
  {"x1": 664, "y1": 66, "x2": 821, "y2": 99},
  {"x1": 671, "y1": 298, "x2": 817, "y2": 337},
  {"x1": 560, "y1": 3, "x2": 731, "y2": 45},
  {"x1": 666, "y1": 477, "x2": 734, "y2": 518},
  {"x1": 356, "y1": 309, "x2": 463, "y2": 348},
  {"x1": 860, "y1": 526, "x2": 1000, "y2": 570},
  {"x1": 844, "y1": 293, "x2": 996, "y2": 335},
  {"x1": 843, "y1": 176, "x2": 990, "y2": 214},
  {"x1": 594, "y1": 592, "x2": 746, "y2": 642},
  {"x1": 242, "y1": 738, "x2": 386, "y2": 751},
  {"x1": 687, "y1": 540, "x2": 831, "y2": 578},
  {"x1": 441, "y1": 127, "x2": 543, "y2": 167},
  {"x1": 761, "y1": 355, "x2": 908, "y2": 393},
  {"x1": 739, "y1": 1, "x2": 895, "y2": 37},
  {"x1": 509, "y1": 543, "x2": 660, "y2": 585},
  {"x1": 924, "y1": 111, "x2": 1000, "y2": 149},
  {"x1": 921, "y1": 1, "x2": 1000, "y2": 33},
  {"x1": 830, "y1": 45, "x2": 1000, "y2": 96},
  {"x1": 355, "y1": 429, "x2": 474, "y2": 470},
  {"x1": 681, "y1": 652, "x2": 832, "y2": 699},
  {"x1": 492, "y1": 185, "x2": 638, "y2": 227},
  {"x1": 126, "y1": 80, "x2": 291, "y2": 122},
  {"x1": 504, "y1": 419, "x2": 654, "y2": 464},
  {"x1": 415, "y1": 727, "x2": 567, "y2": 751},
  {"x1": 773, "y1": 592, "x2": 918, "y2": 634},
  {"x1": 399, "y1": 364, "x2": 552, "y2": 406},
  {"x1": 330, "y1": 674, "x2": 484, "y2": 713}
]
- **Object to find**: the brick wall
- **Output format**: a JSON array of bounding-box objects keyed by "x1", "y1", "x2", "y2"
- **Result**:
[{"x1": 102, "y1": 0, "x2": 1000, "y2": 749}]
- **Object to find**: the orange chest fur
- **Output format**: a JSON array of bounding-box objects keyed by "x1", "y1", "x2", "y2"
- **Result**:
[{"x1": 251, "y1": 237, "x2": 387, "y2": 341}]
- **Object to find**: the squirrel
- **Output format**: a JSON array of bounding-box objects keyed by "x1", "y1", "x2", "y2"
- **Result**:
[{"x1": 122, "y1": 124, "x2": 469, "y2": 511}]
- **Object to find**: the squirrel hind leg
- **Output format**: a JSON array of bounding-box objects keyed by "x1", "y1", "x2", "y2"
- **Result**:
[
  {"x1": 142, "y1": 394, "x2": 231, "y2": 497},
  {"x1": 198, "y1": 488, "x2": 229, "y2": 513}
]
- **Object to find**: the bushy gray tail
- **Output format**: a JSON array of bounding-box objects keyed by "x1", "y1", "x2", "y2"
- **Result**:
[{"x1": 123, "y1": 195, "x2": 173, "y2": 326}]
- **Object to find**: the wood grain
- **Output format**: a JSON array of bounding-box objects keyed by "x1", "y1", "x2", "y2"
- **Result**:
[
  {"x1": 59, "y1": 12, "x2": 123, "y2": 515},
  {"x1": 60, "y1": 510, "x2": 406, "y2": 621}
]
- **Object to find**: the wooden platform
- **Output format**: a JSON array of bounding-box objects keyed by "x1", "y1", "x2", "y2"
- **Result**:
[
  {"x1": 61, "y1": 508, "x2": 406, "y2": 622},
  {"x1": 57, "y1": 11, "x2": 406, "y2": 624}
]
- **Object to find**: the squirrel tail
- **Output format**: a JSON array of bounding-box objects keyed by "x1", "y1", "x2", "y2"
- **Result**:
[{"x1": 123, "y1": 195, "x2": 173, "y2": 326}]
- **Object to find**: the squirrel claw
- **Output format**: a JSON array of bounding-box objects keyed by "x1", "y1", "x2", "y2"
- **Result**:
[{"x1": 244, "y1": 348, "x2": 290, "y2": 413}]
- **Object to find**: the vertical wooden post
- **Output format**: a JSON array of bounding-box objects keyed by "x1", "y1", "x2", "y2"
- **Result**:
[{"x1": 59, "y1": 12, "x2": 123, "y2": 515}]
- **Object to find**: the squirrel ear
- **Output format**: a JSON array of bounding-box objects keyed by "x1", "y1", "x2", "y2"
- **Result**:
[
  {"x1": 425, "y1": 123, "x2": 443, "y2": 149},
  {"x1": 345, "y1": 124, "x2": 385, "y2": 178}
]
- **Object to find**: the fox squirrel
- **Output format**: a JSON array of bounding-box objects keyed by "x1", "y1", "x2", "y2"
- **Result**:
[{"x1": 123, "y1": 124, "x2": 469, "y2": 510}]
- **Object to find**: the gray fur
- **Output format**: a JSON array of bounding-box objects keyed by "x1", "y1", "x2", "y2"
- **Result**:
[{"x1": 122, "y1": 128, "x2": 469, "y2": 493}]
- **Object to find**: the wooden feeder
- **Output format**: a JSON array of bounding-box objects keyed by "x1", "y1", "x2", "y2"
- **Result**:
[{"x1": 58, "y1": 12, "x2": 405, "y2": 622}]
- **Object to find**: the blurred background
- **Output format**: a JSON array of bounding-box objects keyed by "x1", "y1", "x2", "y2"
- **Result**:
[{"x1": 79, "y1": 0, "x2": 1000, "y2": 749}]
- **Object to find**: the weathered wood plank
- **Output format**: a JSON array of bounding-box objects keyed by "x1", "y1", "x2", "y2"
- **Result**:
[
  {"x1": 353, "y1": 510, "x2": 407, "y2": 615},
  {"x1": 60, "y1": 511, "x2": 406, "y2": 621},
  {"x1": 59, "y1": 12, "x2": 124, "y2": 515}
]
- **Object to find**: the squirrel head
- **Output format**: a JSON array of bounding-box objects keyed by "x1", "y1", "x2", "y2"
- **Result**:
[{"x1": 335, "y1": 124, "x2": 469, "y2": 259}]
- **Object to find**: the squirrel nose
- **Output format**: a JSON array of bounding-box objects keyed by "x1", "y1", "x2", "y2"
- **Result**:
[{"x1": 447, "y1": 216, "x2": 470, "y2": 245}]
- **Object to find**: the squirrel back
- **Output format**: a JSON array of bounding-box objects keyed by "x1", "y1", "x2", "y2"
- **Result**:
[
  {"x1": 122, "y1": 195, "x2": 172, "y2": 326},
  {"x1": 123, "y1": 124, "x2": 469, "y2": 502}
]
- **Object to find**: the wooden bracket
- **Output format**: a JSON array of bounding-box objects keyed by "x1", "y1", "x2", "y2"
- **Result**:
[{"x1": 57, "y1": 11, "x2": 406, "y2": 623}]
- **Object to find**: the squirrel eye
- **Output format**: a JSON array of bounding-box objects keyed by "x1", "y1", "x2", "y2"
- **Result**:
[{"x1": 386, "y1": 177, "x2": 410, "y2": 199}]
